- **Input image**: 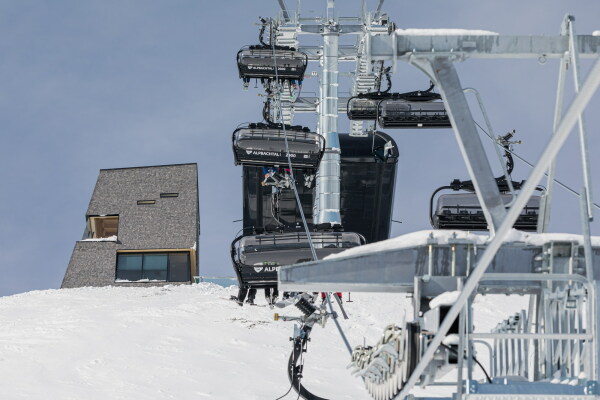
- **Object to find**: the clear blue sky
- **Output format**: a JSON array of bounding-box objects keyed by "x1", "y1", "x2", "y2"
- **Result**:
[{"x1": 1, "y1": 0, "x2": 599, "y2": 296}]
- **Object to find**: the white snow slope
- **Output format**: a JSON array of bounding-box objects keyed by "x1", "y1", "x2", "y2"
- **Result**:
[{"x1": 0, "y1": 284, "x2": 527, "y2": 399}]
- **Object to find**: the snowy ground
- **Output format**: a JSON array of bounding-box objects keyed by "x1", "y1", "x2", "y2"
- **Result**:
[{"x1": 0, "y1": 284, "x2": 528, "y2": 399}]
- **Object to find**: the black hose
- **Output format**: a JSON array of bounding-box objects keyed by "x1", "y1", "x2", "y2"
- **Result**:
[
  {"x1": 381, "y1": 67, "x2": 392, "y2": 94},
  {"x1": 259, "y1": 18, "x2": 268, "y2": 46},
  {"x1": 440, "y1": 343, "x2": 492, "y2": 384},
  {"x1": 263, "y1": 85, "x2": 275, "y2": 124},
  {"x1": 270, "y1": 190, "x2": 285, "y2": 228},
  {"x1": 424, "y1": 81, "x2": 435, "y2": 93},
  {"x1": 274, "y1": 381, "x2": 294, "y2": 400},
  {"x1": 287, "y1": 328, "x2": 329, "y2": 400},
  {"x1": 263, "y1": 100, "x2": 272, "y2": 124},
  {"x1": 375, "y1": 61, "x2": 384, "y2": 93}
]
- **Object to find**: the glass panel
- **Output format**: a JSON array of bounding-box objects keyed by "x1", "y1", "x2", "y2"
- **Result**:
[
  {"x1": 168, "y1": 253, "x2": 190, "y2": 282},
  {"x1": 142, "y1": 254, "x2": 168, "y2": 281},
  {"x1": 116, "y1": 254, "x2": 142, "y2": 281}
]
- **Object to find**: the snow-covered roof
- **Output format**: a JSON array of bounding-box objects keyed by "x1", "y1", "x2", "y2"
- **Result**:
[
  {"x1": 325, "y1": 229, "x2": 600, "y2": 260},
  {"x1": 80, "y1": 235, "x2": 118, "y2": 242},
  {"x1": 395, "y1": 28, "x2": 499, "y2": 36}
]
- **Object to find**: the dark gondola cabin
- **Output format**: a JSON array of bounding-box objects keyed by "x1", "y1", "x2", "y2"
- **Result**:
[
  {"x1": 237, "y1": 45, "x2": 308, "y2": 82},
  {"x1": 231, "y1": 232, "x2": 365, "y2": 289},
  {"x1": 347, "y1": 92, "x2": 451, "y2": 129},
  {"x1": 231, "y1": 132, "x2": 399, "y2": 291},
  {"x1": 346, "y1": 96, "x2": 381, "y2": 120},
  {"x1": 432, "y1": 193, "x2": 540, "y2": 231},
  {"x1": 232, "y1": 123, "x2": 325, "y2": 169},
  {"x1": 378, "y1": 99, "x2": 450, "y2": 129}
]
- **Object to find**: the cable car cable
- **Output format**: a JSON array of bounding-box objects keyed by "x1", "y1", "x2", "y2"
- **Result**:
[{"x1": 473, "y1": 120, "x2": 600, "y2": 210}]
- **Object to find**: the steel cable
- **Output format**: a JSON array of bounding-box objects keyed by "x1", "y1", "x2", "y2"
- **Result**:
[
  {"x1": 473, "y1": 120, "x2": 600, "y2": 210},
  {"x1": 271, "y1": 34, "x2": 353, "y2": 357}
]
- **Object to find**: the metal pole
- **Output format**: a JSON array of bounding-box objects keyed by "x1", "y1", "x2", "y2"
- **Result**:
[
  {"x1": 569, "y1": 18, "x2": 594, "y2": 220},
  {"x1": 580, "y1": 188, "x2": 595, "y2": 283},
  {"x1": 539, "y1": 18, "x2": 571, "y2": 233},
  {"x1": 593, "y1": 281, "x2": 599, "y2": 382},
  {"x1": 411, "y1": 57, "x2": 507, "y2": 234},
  {"x1": 580, "y1": 186, "x2": 595, "y2": 381},
  {"x1": 314, "y1": 13, "x2": 342, "y2": 226},
  {"x1": 466, "y1": 296, "x2": 474, "y2": 382},
  {"x1": 538, "y1": 53, "x2": 566, "y2": 233},
  {"x1": 396, "y1": 57, "x2": 600, "y2": 400},
  {"x1": 457, "y1": 306, "x2": 465, "y2": 397},
  {"x1": 463, "y1": 87, "x2": 516, "y2": 197},
  {"x1": 527, "y1": 294, "x2": 538, "y2": 380}
]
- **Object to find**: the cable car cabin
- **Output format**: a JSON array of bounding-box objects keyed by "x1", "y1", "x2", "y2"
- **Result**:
[
  {"x1": 240, "y1": 132, "x2": 399, "y2": 243},
  {"x1": 232, "y1": 123, "x2": 325, "y2": 169},
  {"x1": 433, "y1": 193, "x2": 540, "y2": 231},
  {"x1": 231, "y1": 232, "x2": 365, "y2": 289},
  {"x1": 233, "y1": 132, "x2": 398, "y2": 291},
  {"x1": 378, "y1": 99, "x2": 451, "y2": 128},
  {"x1": 237, "y1": 45, "x2": 308, "y2": 82},
  {"x1": 346, "y1": 96, "x2": 380, "y2": 120},
  {"x1": 338, "y1": 132, "x2": 399, "y2": 243}
]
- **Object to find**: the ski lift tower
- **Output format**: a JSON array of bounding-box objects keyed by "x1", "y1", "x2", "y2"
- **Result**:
[
  {"x1": 276, "y1": 2, "x2": 600, "y2": 400},
  {"x1": 274, "y1": 0, "x2": 395, "y2": 228}
]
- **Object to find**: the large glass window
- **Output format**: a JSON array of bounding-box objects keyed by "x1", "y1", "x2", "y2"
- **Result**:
[
  {"x1": 116, "y1": 254, "x2": 143, "y2": 281},
  {"x1": 116, "y1": 252, "x2": 191, "y2": 282},
  {"x1": 168, "y1": 253, "x2": 190, "y2": 282},
  {"x1": 142, "y1": 254, "x2": 168, "y2": 281}
]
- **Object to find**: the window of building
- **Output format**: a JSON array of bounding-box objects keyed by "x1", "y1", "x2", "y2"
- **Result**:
[
  {"x1": 87, "y1": 216, "x2": 119, "y2": 239},
  {"x1": 137, "y1": 200, "x2": 156, "y2": 205},
  {"x1": 116, "y1": 252, "x2": 191, "y2": 282},
  {"x1": 160, "y1": 192, "x2": 179, "y2": 198}
]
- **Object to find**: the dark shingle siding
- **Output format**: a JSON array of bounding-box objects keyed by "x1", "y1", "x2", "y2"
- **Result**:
[
  {"x1": 62, "y1": 163, "x2": 199, "y2": 288},
  {"x1": 62, "y1": 242, "x2": 119, "y2": 287},
  {"x1": 87, "y1": 164, "x2": 198, "y2": 249}
]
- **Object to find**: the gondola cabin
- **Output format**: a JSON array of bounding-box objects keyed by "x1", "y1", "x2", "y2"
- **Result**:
[
  {"x1": 237, "y1": 45, "x2": 308, "y2": 82},
  {"x1": 231, "y1": 232, "x2": 365, "y2": 289},
  {"x1": 346, "y1": 96, "x2": 380, "y2": 120},
  {"x1": 378, "y1": 99, "x2": 451, "y2": 128},
  {"x1": 231, "y1": 132, "x2": 399, "y2": 291},
  {"x1": 432, "y1": 193, "x2": 540, "y2": 231},
  {"x1": 232, "y1": 123, "x2": 325, "y2": 169}
]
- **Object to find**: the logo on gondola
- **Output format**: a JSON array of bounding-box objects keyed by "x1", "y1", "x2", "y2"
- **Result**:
[
  {"x1": 246, "y1": 149, "x2": 296, "y2": 158},
  {"x1": 253, "y1": 262, "x2": 279, "y2": 273},
  {"x1": 248, "y1": 66, "x2": 291, "y2": 71}
]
